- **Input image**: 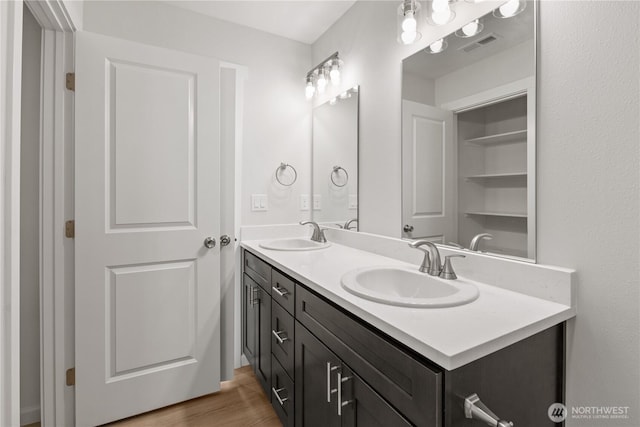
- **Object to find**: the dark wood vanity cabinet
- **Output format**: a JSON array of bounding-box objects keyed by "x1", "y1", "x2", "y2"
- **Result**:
[{"x1": 241, "y1": 249, "x2": 564, "y2": 427}]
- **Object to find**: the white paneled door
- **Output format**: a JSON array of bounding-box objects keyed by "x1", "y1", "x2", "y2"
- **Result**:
[
  {"x1": 75, "y1": 32, "x2": 221, "y2": 427},
  {"x1": 402, "y1": 100, "x2": 456, "y2": 243}
]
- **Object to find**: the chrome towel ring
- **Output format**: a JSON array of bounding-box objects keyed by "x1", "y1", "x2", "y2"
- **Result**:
[
  {"x1": 275, "y1": 162, "x2": 297, "y2": 186},
  {"x1": 331, "y1": 166, "x2": 349, "y2": 187}
]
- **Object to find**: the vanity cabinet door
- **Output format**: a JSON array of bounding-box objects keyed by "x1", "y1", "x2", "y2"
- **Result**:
[
  {"x1": 340, "y1": 366, "x2": 412, "y2": 427},
  {"x1": 241, "y1": 273, "x2": 258, "y2": 366},
  {"x1": 242, "y1": 273, "x2": 271, "y2": 395},
  {"x1": 295, "y1": 322, "x2": 341, "y2": 427}
]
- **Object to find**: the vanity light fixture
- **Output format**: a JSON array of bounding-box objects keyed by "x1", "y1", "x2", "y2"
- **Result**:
[
  {"x1": 427, "y1": 0, "x2": 456, "y2": 26},
  {"x1": 455, "y1": 18, "x2": 484, "y2": 37},
  {"x1": 304, "y1": 52, "x2": 343, "y2": 99},
  {"x1": 397, "y1": 0, "x2": 422, "y2": 45},
  {"x1": 426, "y1": 38, "x2": 448, "y2": 54},
  {"x1": 493, "y1": 0, "x2": 526, "y2": 18}
]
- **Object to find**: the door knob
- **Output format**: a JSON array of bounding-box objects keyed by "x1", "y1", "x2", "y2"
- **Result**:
[
  {"x1": 220, "y1": 235, "x2": 231, "y2": 247},
  {"x1": 403, "y1": 224, "x2": 414, "y2": 233},
  {"x1": 204, "y1": 237, "x2": 216, "y2": 249}
]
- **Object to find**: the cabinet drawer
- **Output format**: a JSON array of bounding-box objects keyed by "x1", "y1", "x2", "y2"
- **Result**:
[
  {"x1": 271, "y1": 357, "x2": 294, "y2": 427},
  {"x1": 271, "y1": 269, "x2": 295, "y2": 314},
  {"x1": 296, "y1": 286, "x2": 443, "y2": 427},
  {"x1": 244, "y1": 250, "x2": 271, "y2": 292},
  {"x1": 271, "y1": 301, "x2": 295, "y2": 379}
]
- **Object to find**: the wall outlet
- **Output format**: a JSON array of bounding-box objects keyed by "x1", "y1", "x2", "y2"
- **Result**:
[
  {"x1": 312, "y1": 194, "x2": 322, "y2": 211},
  {"x1": 251, "y1": 194, "x2": 268, "y2": 212},
  {"x1": 300, "y1": 194, "x2": 310, "y2": 211}
]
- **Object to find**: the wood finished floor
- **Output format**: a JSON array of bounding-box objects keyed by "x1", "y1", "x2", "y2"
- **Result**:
[
  {"x1": 23, "y1": 367, "x2": 280, "y2": 427},
  {"x1": 107, "y1": 366, "x2": 280, "y2": 427}
]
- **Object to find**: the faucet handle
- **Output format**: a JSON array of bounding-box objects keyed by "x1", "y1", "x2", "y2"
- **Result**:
[{"x1": 440, "y1": 255, "x2": 465, "y2": 280}]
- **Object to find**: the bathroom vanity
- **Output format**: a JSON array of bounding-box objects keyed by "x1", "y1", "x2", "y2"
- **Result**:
[{"x1": 240, "y1": 236, "x2": 574, "y2": 426}]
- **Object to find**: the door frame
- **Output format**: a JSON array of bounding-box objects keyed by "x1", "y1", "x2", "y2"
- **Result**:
[
  {"x1": 0, "y1": 2, "x2": 24, "y2": 425},
  {"x1": 26, "y1": 1, "x2": 77, "y2": 425}
]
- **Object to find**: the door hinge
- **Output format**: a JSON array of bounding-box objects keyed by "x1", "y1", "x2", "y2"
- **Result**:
[
  {"x1": 66, "y1": 72, "x2": 75, "y2": 91},
  {"x1": 65, "y1": 220, "x2": 75, "y2": 238},
  {"x1": 66, "y1": 368, "x2": 75, "y2": 386}
]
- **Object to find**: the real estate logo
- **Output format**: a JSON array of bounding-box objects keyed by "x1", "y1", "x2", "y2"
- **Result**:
[{"x1": 548, "y1": 403, "x2": 567, "y2": 423}]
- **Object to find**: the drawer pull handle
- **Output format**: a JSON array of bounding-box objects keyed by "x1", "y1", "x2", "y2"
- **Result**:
[
  {"x1": 272, "y1": 387, "x2": 289, "y2": 406},
  {"x1": 464, "y1": 393, "x2": 514, "y2": 427},
  {"x1": 326, "y1": 362, "x2": 339, "y2": 402},
  {"x1": 272, "y1": 285, "x2": 290, "y2": 297},
  {"x1": 272, "y1": 330, "x2": 289, "y2": 344},
  {"x1": 337, "y1": 372, "x2": 352, "y2": 416}
]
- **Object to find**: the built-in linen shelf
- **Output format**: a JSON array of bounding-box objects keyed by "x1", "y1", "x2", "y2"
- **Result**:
[
  {"x1": 465, "y1": 211, "x2": 528, "y2": 219},
  {"x1": 465, "y1": 129, "x2": 527, "y2": 145},
  {"x1": 466, "y1": 172, "x2": 527, "y2": 180}
]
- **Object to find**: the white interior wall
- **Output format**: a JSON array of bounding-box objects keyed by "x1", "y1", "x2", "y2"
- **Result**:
[
  {"x1": 313, "y1": 1, "x2": 639, "y2": 425},
  {"x1": 402, "y1": 71, "x2": 435, "y2": 105},
  {"x1": 20, "y1": 6, "x2": 41, "y2": 425},
  {"x1": 312, "y1": 95, "x2": 358, "y2": 224},
  {"x1": 434, "y1": 38, "x2": 533, "y2": 107},
  {"x1": 82, "y1": 0, "x2": 312, "y2": 227}
]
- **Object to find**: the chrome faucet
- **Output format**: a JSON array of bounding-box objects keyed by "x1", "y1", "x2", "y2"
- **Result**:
[
  {"x1": 343, "y1": 218, "x2": 358, "y2": 230},
  {"x1": 299, "y1": 221, "x2": 327, "y2": 243},
  {"x1": 409, "y1": 240, "x2": 442, "y2": 276},
  {"x1": 469, "y1": 233, "x2": 493, "y2": 251}
]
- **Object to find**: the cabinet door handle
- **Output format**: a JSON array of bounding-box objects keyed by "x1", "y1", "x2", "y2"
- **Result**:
[
  {"x1": 272, "y1": 387, "x2": 289, "y2": 406},
  {"x1": 272, "y1": 285, "x2": 290, "y2": 297},
  {"x1": 250, "y1": 286, "x2": 260, "y2": 306},
  {"x1": 272, "y1": 330, "x2": 289, "y2": 344},
  {"x1": 337, "y1": 371, "x2": 352, "y2": 416},
  {"x1": 326, "y1": 362, "x2": 338, "y2": 402}
]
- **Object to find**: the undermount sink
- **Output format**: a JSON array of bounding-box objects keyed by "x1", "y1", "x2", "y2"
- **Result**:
[
  {"x1": 341, "y1": 266, "x2": 479, "y2": 308},
  {"x1": 259, "y1": 238, "x2": 331, "y2": 251}
]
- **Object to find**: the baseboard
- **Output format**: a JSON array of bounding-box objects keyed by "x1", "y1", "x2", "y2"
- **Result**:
[{"x1": 20, "y1": 404, "x2": 40, "y2": 426}]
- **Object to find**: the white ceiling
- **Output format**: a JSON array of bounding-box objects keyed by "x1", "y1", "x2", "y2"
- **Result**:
[{"x1": 164, "y1": 1, "x2": 357, "y2": 44}]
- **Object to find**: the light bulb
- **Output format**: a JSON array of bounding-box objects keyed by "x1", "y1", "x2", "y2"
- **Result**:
[
  {"x1": 402, "y1": 12, "x2": 417, "y2": 32},
  {"x1": 431, "y1": 8, "x2": 452, "y2": 25},
  {"x1": 499, "y1": 0, "x2": 520, "y2": 17},
  {"x1": 330, "y1": 63, "x2": 341, "y2": 86},
  {"x1": 430, "y1": 39, "x2": 444, "y2": 53},
  {"x1": 329, "y1": 98, "x2": 337, "y2": 105},
  {"x1": 305, "y1": 81, "x2": 315, "y2": 99},
  {"x1": 462, "y1": 20, "x2": 480, "y2": 36},
  {"x1": 432, "y1": 0, "x2": 449, "y2": 12},
  {"x1": 401, "y1": 30, "x2": 418, "y2": 45},
  {"x1": 316, "y1": 73, "x2": 327, "y2": 94}
]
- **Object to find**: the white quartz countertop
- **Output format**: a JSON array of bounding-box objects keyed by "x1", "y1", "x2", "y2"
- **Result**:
[{"x1": 241, "y1": 239, "x2": 576, "y2": 370}]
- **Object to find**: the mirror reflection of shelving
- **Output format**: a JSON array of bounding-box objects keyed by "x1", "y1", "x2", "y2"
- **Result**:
[{"x1": 457, "y1": 95, "x2": 529, "y2": 258}]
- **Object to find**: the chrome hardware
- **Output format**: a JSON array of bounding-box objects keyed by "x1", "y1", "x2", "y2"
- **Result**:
[
  {"x1": 220, "y1": 234, "x2": 231, "y2": 247},
  {"x1": 249, "y1": 286, "x2": 260, "y2": 306},
  {"x1": 440, "y1": 255, "x2": 466, "y2": 280},
  {"x1": 343, "y1": 218, "x2": 358, "y2": 230},
  {"x1": 275, "y1": 162, "x2": 298, "y2": 186},
  {"x1": 299, "y1": 220, "x2": 327, "y2": 243},
  {"x1": 272, "y1": 387, "x2": 289, "y2": 406},
  {"x1": 272, "y1": 285, "x2": 290, "y2": 297},
  {"x1": 330, "y1": 165, "x2": 349, "y2": 187},
  {"x1": 337, "y1": 372, "x2": 352, "y2": 416},
  {"x1": 409, "y1": 240, "x2": 442, "y2": 276},
  {"x1": 470, "y1": 233, "x2": 493, "y2": 251},
  {"x1": 464, "y1": 394, "x2": 514, "y2": 427},
  {"x1": 326, "y1": 363, "x2": 339, "y2": 402},
  {"x1": 403, "y1": 224, "x2": 414, "y2": 233},
  {"x1": 271, "y1": 330, "x2": 289, "y2": 344},
  {"x1": 204, "y1": 236, "x2": 216, "y2": 249}
]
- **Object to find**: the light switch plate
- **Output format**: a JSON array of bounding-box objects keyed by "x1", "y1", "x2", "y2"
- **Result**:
[
  {"x1": 300, "y1": 194, "x2": 310, "y2": 211},
  {"x1": 312, "y1": 194, "x2": 322, "y2": 211},
  {"x1": 251, "y1": 194, "x2": 268, "y2": 212}
]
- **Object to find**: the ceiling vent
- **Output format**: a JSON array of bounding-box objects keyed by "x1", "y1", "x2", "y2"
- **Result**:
[{"x1": 459, "y1": 33, "x2": 501, "y2": 53}]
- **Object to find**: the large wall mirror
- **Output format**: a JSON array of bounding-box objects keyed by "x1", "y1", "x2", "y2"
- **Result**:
[
  {"x1": 312, "y1": 87, "x2": 359, "y2": 229},
  {"x1": 401, "y1": 1, "x2": 536, "y2": 261}
]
